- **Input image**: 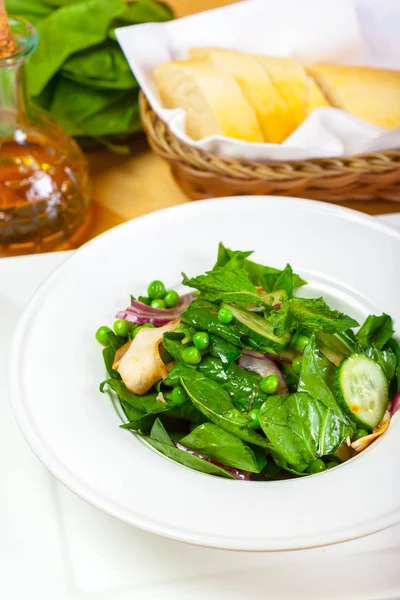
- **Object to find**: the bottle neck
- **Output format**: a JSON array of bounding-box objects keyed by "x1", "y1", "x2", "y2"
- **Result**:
[{"x1": 0, "y1": 60, "x2": 27, "y2": 137}]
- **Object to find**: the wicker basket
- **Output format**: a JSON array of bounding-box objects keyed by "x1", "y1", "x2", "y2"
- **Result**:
[{"x1": 140, "y1": 92, "x2": 400, "y2": 203}]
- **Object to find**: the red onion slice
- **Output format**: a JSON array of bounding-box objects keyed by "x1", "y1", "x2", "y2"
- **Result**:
[
  {"x1": 242, "y1": 348, "x2": 292, "y2": 365},
  {"x1": 238, "y1": 354, "x2": 289, "y2": 396},
  {"x1": 173, "y1": 442, "x2": 250, "y2": 480},
  {"x1": 116, "y1": 293, "x2": 195, "y2": 326},
  {"x1": 390, "y1": 392, "x2": 400, "y2": 417}
]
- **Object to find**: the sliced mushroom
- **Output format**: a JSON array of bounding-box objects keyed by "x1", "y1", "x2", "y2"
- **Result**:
[
  {"x1": 115, "y1": 318, "x2": 180, "y2": 395},
  {"x1": 348, "y1": 411, "x2": 391, "y2": 453}
]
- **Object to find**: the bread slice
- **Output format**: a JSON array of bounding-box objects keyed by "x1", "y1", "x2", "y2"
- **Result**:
[
  {"x1": 306, "y1": 64, "x2": 400, "y2": 129},
  {"x1": 189, "y1": 47, "x2": 293, "y2": 143},
  {"x1": 306, "y1": 77, "x2": 330, "y2": 114},
  {"x1": 155, "y1": 58, "x2": 263, "y2": 142},
  {"x1": 251, "y1": 55, "x2": 307, "y2": 129}
]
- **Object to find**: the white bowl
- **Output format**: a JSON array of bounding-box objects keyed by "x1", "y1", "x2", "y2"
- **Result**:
[{"x1": 9, "y1": 197, "x2": 400, "y2": 551}]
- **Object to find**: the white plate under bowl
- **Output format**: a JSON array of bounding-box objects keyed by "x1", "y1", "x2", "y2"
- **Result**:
[{"x1": 9, "y1": 196, "x2": 400, "y2": 551}]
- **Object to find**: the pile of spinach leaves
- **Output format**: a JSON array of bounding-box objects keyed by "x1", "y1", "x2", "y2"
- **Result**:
[
  {"x1": 7, "y1": 0, "x2": 173, "y2": 151},
  {"x1": 99, "y1": 243, "x2": 399, "y2": 480}
]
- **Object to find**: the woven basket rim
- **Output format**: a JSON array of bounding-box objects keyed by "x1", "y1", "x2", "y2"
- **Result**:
[{"x1": 139, "y1": 92, "x2": 400, "y2": 182}]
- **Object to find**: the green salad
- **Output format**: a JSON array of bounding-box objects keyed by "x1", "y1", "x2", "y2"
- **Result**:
[{"x1": 96, "y1": 244, "x2": 400, "y2": 480}]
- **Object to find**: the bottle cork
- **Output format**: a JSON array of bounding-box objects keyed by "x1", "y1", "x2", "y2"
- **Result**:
[{"x1": 0, "y1": 0, "x2": 15, "y2": 59}]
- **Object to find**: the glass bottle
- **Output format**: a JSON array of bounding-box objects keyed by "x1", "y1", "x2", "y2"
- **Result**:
[{"x1": 0, "y1": 16, "x2": 91, "y2": 256}]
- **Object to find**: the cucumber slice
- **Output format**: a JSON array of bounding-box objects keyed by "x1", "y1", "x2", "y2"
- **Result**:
[
  {"x1": 224, "y1": 303, "x2": 290, "y2": 351},
  {"x1": 335, "y1": 354, "x2": 388, "y2": 430}
]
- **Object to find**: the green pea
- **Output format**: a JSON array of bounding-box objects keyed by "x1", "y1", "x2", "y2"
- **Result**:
[
  {"x1": 150, "y1": 298, "x2": 166, "y2": 310},
  {"x1": 306, "y1": 459, "x2": 326, "y2": 474},
  {"x1": 292, "y1": 334, "x2": 310, "y2": 354},
  {"x1": 171, "y1": 386, "x2": 187, "y2": 405},
  {"x1": 248, "y1": 408, "x2": 260, "y2": 429},
  {"x1": 95, "y1": 325, "x2": 112, "y2": 346},
  {"x1": 164, "y1": 290, "x2": 180, "y2": 308},
  {"x1": 182, "y1": 345, "x2": 202, "y2": 365},
  {"x1": 292, "y1": 357, "x2": 302, "y2": 375},
  {"x1": 353, "y1": 428, "x2": 369, "y2": 441},
  {"x1": 131, "y1": 326, "x2": 142, "y2": 340},
  {"x1": 260, "y1": 374, "x2": 279, "y2": 395},
  {"x1": 147, "y1": 280, "x2": 166, "y2": 300},
  {"x1": 113, "y1": 319, "x2": 131, "y2": 337},
  {"x1": 142, "y1": 323, "x2": 155, "y2": 328},
  {"x1": 193, "y1": 331, "x2": 210, "y2": 350},
  {"x1": 138, "y1": 295, "x2": 151, "y2": 306},
  {"x1": 218, "y1": 307, "x2": 233, "y2": 324}
]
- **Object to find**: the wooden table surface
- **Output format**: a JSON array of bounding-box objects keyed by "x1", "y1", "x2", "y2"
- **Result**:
[{"x1": 77, "y1": 0, "x2": 400, "y2": 248}]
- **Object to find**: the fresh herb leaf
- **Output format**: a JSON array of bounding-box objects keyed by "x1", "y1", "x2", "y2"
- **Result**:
[
  {"x1": 214, "y1": 243, "x2": 306, "y2": 291},
  {"x1": 269, "y1": 300, "x2": 293, "y2": 337},
  {"x1": 288, "y1": 297, "x2": 359, "y2": 334},
  {"x1": 273, "y1": 264, "x2": 293, "y2": 297},
  {"x1": 356, "y1": 314, "x2": 395, "y2": 350},
  {"x1": 182, "y1": 267, "x2": 263, "y2": 308},
  {"x1": 180, "y1": 423, "x2": 267, "y2": 473}
]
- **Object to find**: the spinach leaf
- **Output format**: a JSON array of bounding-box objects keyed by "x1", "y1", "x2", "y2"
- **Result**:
[
  {"x1": 359, "y1": 345, "x2": 397, "y2": 383},
  {"x1": 214, "y1": 243, "x2": 306, "y2": 291},
  {"x1": 259, "y1": 393, "x2": 320, "y2": 471},
  {"x1": 181, "y1": 299, "x2": 241, "y2": 346},
  {"x1": 288, "y1": 297, "x2": 359, "y2": 334},
  {"x1": 209, "y1": 334, "x2": 242, "y2": 367},
  {"x1": 150, "y1": 418, "x2": 174, "y2": 446},
  {"x1": 180, "y1": 423, "x2": 267, "y2": 473},
  {"x1": 273, "y1": 264, "x2": 293, "y2": 297},
  {"x1": 100, "y1": 379, "x2": 169, "y2": 415},
  {"x1": 389, "y1": 339, "x2": 400, "y2": 391},
  {"x1": 182, "y1": 267, "x2": 263, "y2": 308},
  {"x1": 106, "y1": 330, "x2": 126, "y2": 351},
  {"x1": 198, "y1": 356, "x2": 267, "y2": 412},
  {"x1": 298, "y1": 337, "x2": 354, "y2": 446},
  {"x1": 102, "y1": 345, "x2": 120, "y2": 380},
  {"x1": 166, "y1": 401, "x2": 206, "y2": 425},
  {"x1": 198, "y1": 356, "x2": 229, "y2": 384},
  {"x1": 162, "y1": 331, "x2": 185, "y2": 361},
  {"x1": 298, "y1": 337, "x2": 339, "y2": 414},
  {"x1": 116, "y1": 0, "x2": 173, "y2": 24},
  {"x1": 163, "y1": 362, "x2": 197, "y2": 387},
  {"x1": 8, "y1": 0, "x2": 174, "y2": 147},
  {"x1": 120, "y1": 402, "x2": 154, "y2": 433},
  {"x1": 181, "y1": 375, "x2": 269, "y2": 448},
  {"x1": 26, "y1": 0, "x2": 126, "y2": 97},
  {"x1": 144, "y1": 420, "x2": 236, "y2": 479},
  {"x1": 224, "y1": 362, "x2": 267, "y2": 412},
  {"x1": 356, "y1": 314, "x2": 394, "y2": 350}
]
